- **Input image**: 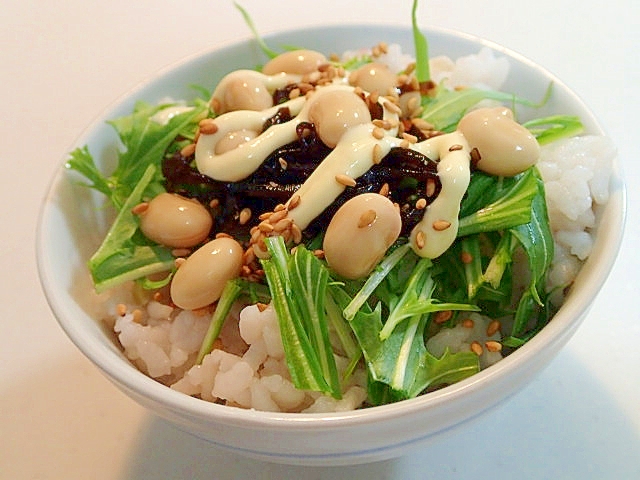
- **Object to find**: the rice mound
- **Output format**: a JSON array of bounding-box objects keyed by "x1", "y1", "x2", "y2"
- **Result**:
[
  {"x1": 537, "y1": 135, "x2": 615, "y2": 293},
  {"x1": 170, "y1": 304, "x2": 368, "y2": 412},
  {"x1": 100, "y1": 47, "x2": 615, "y2": 412}
]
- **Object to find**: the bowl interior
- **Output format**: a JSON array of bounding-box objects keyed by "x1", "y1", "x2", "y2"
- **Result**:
[{"x1": 36, "y1": 24, "x2": 625, "y2": 433}]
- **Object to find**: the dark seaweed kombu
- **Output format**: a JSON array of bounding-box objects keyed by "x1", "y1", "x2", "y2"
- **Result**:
[{"x1": 162, "y1": 111, "x2": 441, "y2": 243}]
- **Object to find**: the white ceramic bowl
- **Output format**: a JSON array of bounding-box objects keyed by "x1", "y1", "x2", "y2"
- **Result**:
[{"x1": 36, "y1": 25, "x2": 625, "y2": 466}]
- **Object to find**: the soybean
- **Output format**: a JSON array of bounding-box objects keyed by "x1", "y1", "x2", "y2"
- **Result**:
[
  {"x1": 262, "y1": 49, "x2": 327, "y2": 75},
  {"x1": 323, "y1": 193, "x2": 401, "y2": 279},
  {"x1": 307, "y1": 89, "x2": 371, "y2": 148},
  {"x1": 457, "y1": 107, "x2": 540, "y2": 177},
  {"x1": 170, "y1": 237, "x2": 243, "y2": 310},
  {"x1": 138, "y1": 193, "x2": 212, "y2": 248},
  {"x1": 348, "y1": 63, "x2": 397, "y2": 95}
]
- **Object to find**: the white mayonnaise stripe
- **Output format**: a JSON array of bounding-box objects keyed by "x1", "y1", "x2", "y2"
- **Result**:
[
  {"x1": 196, "y1": 68, "x2": 474, "y2": 259},
  {"x1": 195, "y1": 97, "x2": 306, "y2": 181},
  {"x1": 409, "y1": 132, "x2": 471, "y2": 258}
]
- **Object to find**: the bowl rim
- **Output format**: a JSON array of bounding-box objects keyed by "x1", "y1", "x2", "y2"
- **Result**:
[{"x1": 36, "y1": 22, "x2": 626, "y2": 431}]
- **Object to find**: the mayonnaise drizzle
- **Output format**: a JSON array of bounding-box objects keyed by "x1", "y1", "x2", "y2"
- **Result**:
[
  {"x1": 195, "y1": 69, "x2": 474, "y2": 259},
  {"x1": 195, "y1": 96, "x2": 307, "y2": 181},
  {"x1": 409, "y1": 132, "x2": 471, "y2": 258}
]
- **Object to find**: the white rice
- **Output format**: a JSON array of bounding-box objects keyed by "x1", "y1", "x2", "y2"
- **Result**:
[
  {"x1": 100, "y1": 46, "x2": 615, "y2": 412},
  {"x1": 170, "y1": 304, "x2": 367, "y2": 412},
  {"x1": 426, "y1": 313, "x2": 503, "y2": 368},
  {"x1": 537, "y1": 135, "x2": 616, "y2": 292}
]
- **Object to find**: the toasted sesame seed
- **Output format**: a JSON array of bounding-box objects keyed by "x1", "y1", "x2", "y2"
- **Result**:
[
  {"x1": 404, "y1": 62, "x2": 416, "y2": 75},
  {"x1": 131, "y1": 202, "x2": 149, "y2": 215},
  {"x1": 372, "y1": 143, "x2": 384, "y2": 164},
  {"x1": 153, "y1": 291, "x2": 163, "y2": 302},
  {"x1": 449, "y1": 144, "x2": 464, "y2": 152},
  {"x1": 288, "y1": 194, "x2": 301, "y2": 210},
  {"x1": 460, "y1": 251, "x2": 474, "y2": 264},
  {"x1": 209, "y1": 198, "x2": 220, "y2": 208},
  {"x1": 258, "y1": 221, "x2": 275, "y2": 233},
  {"x1": 415, "y1": 198, "x2": 427, "y2": 210},
  {"x1": 461, "y1": 318, "x2": 475, "y2": 328},
  {"x1": 215, "y1": 232, "x2": 233, "y2": 239},
  {"x1": 486, "y1": 320, "x2": 501, "y2": 337},
  {"x1": 278, "y1": 157, "x2": 288, "y2": 170},
  {"x1": 132, "y1": 309, "x2": 144, "y2": 324},
  {"x1": 268, "y1": 209, "x2": 288, "y2": 224},
  {"x1": 379, "y1": 182, "x2": 390, "y2": 197},
  {"x1": 242, "y1": 247, "x2": 256, "y2": 266},
  {"x1": 198, "y1": 118, "x2": 218, "y2": 135},
  {"x1": 434, "y1": 310, "x2": 453, "y2": 324},
  {"x1": 432, "y1": 220, "x2": 452, "y2": 231},
  {"x1": 250, "y1": 228, "x2": 262, "y2": 243},
  {"x1": 239, "y1": 207, "x2": 252, "y2": 225},
  {"x1": 289, "y1": 88, "x2": 301, "y2": 99},
  {"x1": 470, "y1": 341, "x2": 484, "y2": 356},
  {"x1": 116, "y1": 303, "x2": 127, "y2": 316},
  {"x1": 485, "y1": 340, "x2": 502, "y2": 353},
  {"x1": 411, "y1": 118, "x2": 434, "y2": 131},
  {"x1": 257, "y1": 302, "x2": 269, "y2": 312},
  {"x1": 396, "y1": 73, "x2": 409, "y2": 86},
  {"x1": 273, "y1": 217, "x2": 293, "y2": 232},
  {"x1": 384, "y1": 101, "x2": 402, "y2": 115},
  {"x1": 402, "y1": 132, "x2": 418, "y2": 144},
  {"x1": 291, "y1": 223, "x2": 303, "y2": 244},
  {"x1": 415, "y1": 230, "x2": 426, "y2": 249},
  {"x1": 358, "y1": 209, "x2": 377, "y2": 228},
  {"x1": 174, "y1": 258, "x2": 186, "y2": 268},
  {"x1": 180, "y1": 143, "x2": 196, "y2": 157},
  {"x1": 313, "y1": 249, "x2": 325, "y2": 259},
  {"x1": 298, "y1": 82, "x2": 314, "y2": 94},
  {"x1": 335, "y1": 174, "x2": 356, "y2": 187},
  {"x1": 372, "y1": 127, "x2": 385, "y2": 140},
  {"x1": 274, "y1": 203, "x2": 287, "y2": 212},
  {"x1": 470, "y1": 147, "x2": 482, "y2": 165},
  {"x1": 400, "y1": 140, "x2": 410, "y2": 149},
  {"x1": 426, "y1": 178, "x2": 437, "y2": 197}
]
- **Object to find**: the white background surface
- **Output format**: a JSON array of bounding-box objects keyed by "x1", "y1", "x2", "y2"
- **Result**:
[{"x1": 1, "y1": 0, "x2": 638, "y2": 478}]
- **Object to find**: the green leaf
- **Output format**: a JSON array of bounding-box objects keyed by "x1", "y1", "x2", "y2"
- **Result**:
[
  {"x1": 65, "y1": 145, "x2": 112, "y2": 198},
  {"x1": 421, "y1": 86, "x2": 549, "y2": 132},
  {"x1": 411, "y1": 349, "x2": 480, "y2": 398},
  {"x1": 261, "y1": 237, "x2": 342, "y2": 398},
  {"x1": 342, "y1": 286, "x2": 479, "y2": 404},
  {"x1": 196, "y1": 278, "x2": 247, "y2": 364},
  {"x1": 460, "y1": 235, "x2": 484, "y2": 299},
  {"x1": 458, "y1": 167, "x2": 539, "y2": 237},
  {"x1": 87, "y1": 165, "x2": 175, "y2": 293},
  {"x1": 411, "y1": 0, "x2": 430, "y2": 83},
  {"x1": 523, "y1": 114, "x2": 584, "y2": 145},
  {"x1": 482, "y1": 231, "x2": 517, "y2": 289},
  {"x1": 289, "y1": 245, "x2": 342, "y2": 396},
  {"x1": 107, "y1": 101, "x2": 207, "y2": 209},
  {"x1": 234, "y1": 2, "x2": 279, "y2": 59},
  {"x1": 343, "y1": 243, "x2": 412, "y2": 321}
]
